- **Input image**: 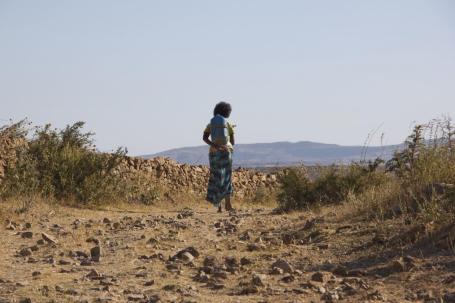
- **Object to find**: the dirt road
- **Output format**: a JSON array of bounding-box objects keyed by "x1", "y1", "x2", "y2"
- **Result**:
[{"x1": 1, "y1": 202, "x2": 454, "y2": 303}]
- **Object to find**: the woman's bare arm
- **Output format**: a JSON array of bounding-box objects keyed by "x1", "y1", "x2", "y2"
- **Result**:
[{"x1": 203, "y1": 132, "x2": 218, "y2": 148}]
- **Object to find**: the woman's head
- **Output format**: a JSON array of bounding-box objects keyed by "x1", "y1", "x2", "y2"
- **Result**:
[{"x1": 213, "y1": 102, "x2": 232, "y2": 118}]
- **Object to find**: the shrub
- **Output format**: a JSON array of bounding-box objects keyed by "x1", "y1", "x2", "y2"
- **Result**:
[
  {"x1": 353, "y1": 117, "x2": 455, "y2": 222},
  {"x1": 277, "y1": 160, "x2": 387, "y2": 211},
  {"x1": 118, "y1": 173, "x2": 161, "y2": 205},
  {"x1": 277, "y1": 167, "x2": 315, "y2": 211},
  {"x1": 251, "y1": 184, "x2": 275, "y2": 205},
  {"x1": 0, "y1": 121, "x2": 127, "y2": 204}
]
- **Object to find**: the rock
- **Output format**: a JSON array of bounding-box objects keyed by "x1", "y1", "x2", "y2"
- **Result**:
[
  {"x1": 65, "y1": 288, "x2": 79, "y2": 295},
  {"x1": 367, "y1": 290, "x2": 386, "y2": 301},
  {"x1": 240, "y1": 257, "x2": 253, "y2": 266},
  {"x1": 36, "y1": 239, "x2": 45, "y2": 245},
  {"x1": 180, "y1": 252, "x2": 194, "y2": 263},
  {"x1": 225, "y1": 256, "x2": 239, "y2": 267},
  {"x1": 127, "y1": 294, "x2": 144, "y2": 301},
  {"x1": 193, "y1": 271, "x2": 210, "y2": 283},
  {"x1": 207, "y1": 282, "x2": 224, "y2": 290},
  {"x1": 281, "y1": 274, "x2": 295, "y2": 283},
  {"x1": 213, "y1": 270, "x2": 228, "y2": 279},
  {"x1": 239, "y1": 231, "x2": 251, "y2": 241},
  {"x1": 19, "y1": 248, "x2": 32, "y2": 257},
  {"x1": 203, "y1": 256, "x2": 217, "y2": 267},
  {"x1": 239, "y1": 285, "x2": 259, "y2": 295},
  {"x1": 41, "y1": 233, "x2": 58, "y2": 244},
  {"x1": 21, "y1": 231, "x2": 33, "y2": 239},
  {"x1": 74, "y1": 250, "x2": 89, "y2": 258},
  {"x1": 148, "y1": 295, "x2": 161, "y2": 303},
  {"x1": 166, "y1": 263, "x2": 181, "y2": 272},
  {"x1": 252, "y1": 274, "x2": 266, "y2": 287},
  {"x1": 80, "y1": 259, "x2": 93, "y2": 266},
  {"x1": 19, "y1": 299, "x2": 32, "y2": 303},
  {"x1": 16, "y1": 281, "x2": 29, "y2": 287},
  {"x1": 247, "y1": 243, "x2": 265, "y2": 251},
  {"x1": 86, "y1": 269, "x2": 102, "y2": 279},
  {"x1": 347, "y1": 269, "x2": 366, "y2": 277},
  {"x1": 332, "y1": 266, "x2": 348, "y2": 277},
  {"x1": 171, "y1": 246, "x2": 199, "y2": 261},
  {"x1": 24, "y1": 222, "x2": 32, "y2": 229},
  {"x1": 444, "y1": 292, "x2": 455, "y2": 303},
  {"x1": 135, "y1": 270, "x2": 148, "y2": 278},
  {"x1": 317, "y1": 243, "x2": 329, "y2": 249},
  {"x1": 270, "y1": 267, "x2": 284, "y2": 275},
  {"x1": 32, "y1": 271, "x2": 41, "y2": 277},
  {"x1": 91, "y1": 246, "x2": 101, "y2": 262},
  {"x1": 312, "y1": 271, "x2": 331, "y2": 283},
  {"x1": 271, "y1": 259, "x2": 293, "y2": 273},
  {"x1": 322, "y1": 291, "x2": 340, "y2": 302},
  {"x1": 55, "y1": 285, "x2": 64, "y2": 292},
  {"x1": 58, "y1": 259, "x2": 71, "y2": 265},
  {"x1": 177, "y1": 208, "x2": 193, "y2": 219},
  {"x1": 144, "y1": 280, "x2": 155, "y2": 286},
  {"x1": 102, "y1": 218, "x2": 112, "y2": 224}
]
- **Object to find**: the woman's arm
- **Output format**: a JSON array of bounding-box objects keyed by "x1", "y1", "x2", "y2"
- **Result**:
[{"x1": 203, "y1": 132, "x2": 218, "y2": 148}]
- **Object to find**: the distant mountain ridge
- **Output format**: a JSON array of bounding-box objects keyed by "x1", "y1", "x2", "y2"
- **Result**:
[{"x1": 142, "y1": 141, "x2": 403, "y2": 167}]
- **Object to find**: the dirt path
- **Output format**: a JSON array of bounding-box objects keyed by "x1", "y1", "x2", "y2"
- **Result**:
[{"x1": 0, "y1": 203, "x2": 454, "y2": 303}]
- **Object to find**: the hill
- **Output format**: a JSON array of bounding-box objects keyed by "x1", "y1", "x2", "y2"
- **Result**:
[{"x1": 142, "y1": 141, "x2": 402, "y2": 167}]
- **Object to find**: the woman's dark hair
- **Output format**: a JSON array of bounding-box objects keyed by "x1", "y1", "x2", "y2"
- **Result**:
[{"x1": 213, "y1": 102, "x2": 232, "y2": 118}]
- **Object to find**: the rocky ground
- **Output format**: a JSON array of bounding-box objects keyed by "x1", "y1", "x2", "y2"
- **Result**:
[{"x1": 1, "y1": 201, "x2": 454, "y2": 303}]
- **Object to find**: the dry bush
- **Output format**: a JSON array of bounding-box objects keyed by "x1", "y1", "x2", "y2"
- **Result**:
[
  {"x1": 0, "y1": 121, "x2": 128, "y2": 204},
  {"x1": 0, "y1": 121, "x2": 160, "y2": 207},
  {"x1": 350, "y1": 117, "x2": 455, "y2": 223},
  {"x1": 277, "y1": 161, "x2": 386, "y2": 212},
  {"x1": 117, "y1": 172, "x2": 161, "y2": 205},
  {"x1": 278, "y1": 116, "x2": 455, "y2": 225},
  {"x1": 251, "y1": 185, "x2": 277, "y2": 206}
]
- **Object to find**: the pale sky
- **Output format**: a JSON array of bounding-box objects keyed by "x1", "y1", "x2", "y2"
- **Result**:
[{"x1": 1, "y1": 0, "x2": 454, "y2": 155}]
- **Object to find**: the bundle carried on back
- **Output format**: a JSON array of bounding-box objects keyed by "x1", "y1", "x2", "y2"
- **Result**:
[{"x1": 210, "y1": 114, "x2": 229, "y2": 145}]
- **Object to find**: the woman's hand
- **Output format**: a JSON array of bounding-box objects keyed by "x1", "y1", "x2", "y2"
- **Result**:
[{"x1": 216, "y1": 144, "x2": 229, "y2": 152}]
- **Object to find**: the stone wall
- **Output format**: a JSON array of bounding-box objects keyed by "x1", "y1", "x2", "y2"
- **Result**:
[{"x1": 118, "y1": 156, "x2": 279, "y2": 198}]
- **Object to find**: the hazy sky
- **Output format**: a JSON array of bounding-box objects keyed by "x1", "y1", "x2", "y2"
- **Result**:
[{"x1": 1, "y1": 1, "x2": 454, "y2": 155}]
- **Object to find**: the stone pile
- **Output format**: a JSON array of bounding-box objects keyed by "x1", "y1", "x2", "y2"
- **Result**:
[{"x1": 117, "y1": 156, "x2": 279, "y2": 198}]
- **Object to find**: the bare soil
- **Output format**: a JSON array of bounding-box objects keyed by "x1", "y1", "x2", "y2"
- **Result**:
[{"x1": 1, "y1": 201, "x2": 454, "y2": 303}]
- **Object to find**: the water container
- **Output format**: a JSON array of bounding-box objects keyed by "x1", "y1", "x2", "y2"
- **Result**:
[{"x1": 210, "y1": 114, "x2": 229, "y2": 144}]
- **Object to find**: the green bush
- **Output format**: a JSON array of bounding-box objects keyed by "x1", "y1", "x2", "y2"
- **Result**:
[
  {"x1": 277, "y1": 167, "x2": 315, "y2": 211},
  {"x1": 251, "y1": 184, "x2": 275, "y2": 205},
  {"x1": 277, "y1": 160, "x2": 387, "y2": 211},
  {"x1": 119, "y1": 173, "x2": 161, "y2": 205},
  {"x1": 0, "y1": 121, "x2": 127, "y2": 204}
]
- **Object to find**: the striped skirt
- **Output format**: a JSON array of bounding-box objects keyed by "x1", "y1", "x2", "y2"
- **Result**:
[{"x1": 206, "y1": 150, "x2": 233, "y2": 206}]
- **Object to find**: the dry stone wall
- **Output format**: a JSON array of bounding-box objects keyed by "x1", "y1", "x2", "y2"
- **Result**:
[{"x1": 118, "y1": 156, "x2": 279, "y2": 198}]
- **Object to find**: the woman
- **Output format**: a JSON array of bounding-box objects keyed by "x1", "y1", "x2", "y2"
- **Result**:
[{"x1": 203, "y1": 102, "x2": 235, "y2": 212}]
